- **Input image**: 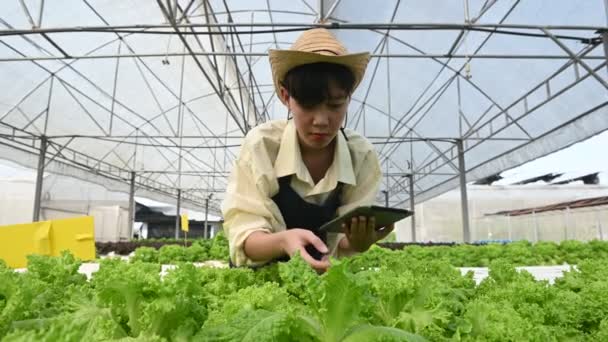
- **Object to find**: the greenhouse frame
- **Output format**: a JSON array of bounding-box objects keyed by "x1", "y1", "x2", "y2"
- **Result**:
[{"x1": 1, "y1": 0, "x2": 607, "y2": 242}]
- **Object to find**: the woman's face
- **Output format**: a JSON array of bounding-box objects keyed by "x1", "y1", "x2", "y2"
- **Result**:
[{"x1": 280, "y1": 83, "x2": 349, "y2": 152}]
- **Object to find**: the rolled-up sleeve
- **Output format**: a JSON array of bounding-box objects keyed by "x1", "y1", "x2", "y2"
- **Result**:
[{"x1": 221, "y1": 150, "x2": 278, "y2": 266}]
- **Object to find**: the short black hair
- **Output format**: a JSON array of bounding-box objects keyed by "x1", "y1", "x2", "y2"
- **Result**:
[{"x1": 281, "y1": 62, "x2": 355, "y2": 108}]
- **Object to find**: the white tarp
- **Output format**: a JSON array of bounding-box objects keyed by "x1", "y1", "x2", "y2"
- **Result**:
[{"x1": 0, "y1": 0, "x2": 606, "y2": 214}]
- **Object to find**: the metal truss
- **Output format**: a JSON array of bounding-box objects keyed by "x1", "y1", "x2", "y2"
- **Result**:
[
  {"x1": 0, "y1": 0, "x2": 607, "y2": 240},
  {"x1": 0, "y1": 122, "x2": 224, "y2": 211},
  {"x1": 388, "y1": 41, "x2": 606, "y2": 206}
]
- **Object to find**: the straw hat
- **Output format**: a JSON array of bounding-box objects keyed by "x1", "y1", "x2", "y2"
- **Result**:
[{"x1": 268, "y1": 28, "x2": 370, "y2": 103}]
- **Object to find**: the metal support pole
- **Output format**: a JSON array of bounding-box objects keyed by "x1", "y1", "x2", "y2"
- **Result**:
[
  {"x1": 602, "y1": 30, "x2": 608, "y2": 77},
  {"x1": 204, "y1": 197, "x2": 209, "y2": 239},
  {"x1": 382, "y1": 190, "x2": 389, "y2": 207},
  {"x1": 318, "y1": 0, "x2": 325, "y2": 22},
  {"x1": 128, "y1": 171, "x2": 136, "y2": 239},
  {"x1": 456, "y1": 139, "x2": 471, "y2": 243},
  {"x1": 175, "y1": 189, "x2": 181, "y2": 239},
  {"x1": 408, "y1": 174, "x2": 416, "y2": 242},
  {"x1": 33, "y1": 136, "x2": 47, "y2": 222},
  {"x1": 37, "y1": 0, "x2": 44, "y2": 28},
  {"x1": 605, "y1": 0, "x2": 608, "y2": 27}
]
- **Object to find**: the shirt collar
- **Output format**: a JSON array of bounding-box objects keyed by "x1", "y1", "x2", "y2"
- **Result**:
[{"x1": 274, "y1": 120, "x2": 356, "y2": 187}]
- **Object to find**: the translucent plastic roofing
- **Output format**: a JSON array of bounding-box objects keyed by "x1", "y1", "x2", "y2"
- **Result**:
[{"x1": 0, "y1": 0, "x2": 607, "y2": 214}]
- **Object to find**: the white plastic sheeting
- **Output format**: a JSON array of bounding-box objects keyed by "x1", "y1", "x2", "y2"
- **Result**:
[
  {"x1": 0, "y1": 0, "x2": 607, "y2": 215},
  {"x1": 394, "y1": 183, "x2": 608, "y2": 242}
]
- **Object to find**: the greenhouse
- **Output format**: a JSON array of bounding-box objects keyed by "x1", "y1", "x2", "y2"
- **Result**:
[{"x1": 1, "y1": 0, "x2": 608, "y2": 340}]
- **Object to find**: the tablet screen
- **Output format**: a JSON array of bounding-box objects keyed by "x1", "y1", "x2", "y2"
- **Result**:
[{"x1": 318, "y1": 205, "x2": 412, "y2": 233}]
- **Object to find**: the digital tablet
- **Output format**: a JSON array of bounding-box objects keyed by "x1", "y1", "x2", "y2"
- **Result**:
[{"x1": 318, "y1": 205, "x2": 413, "y2": 233}]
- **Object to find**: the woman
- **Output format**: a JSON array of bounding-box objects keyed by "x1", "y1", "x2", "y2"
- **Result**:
[{"x1": 221, "y1": 28, "x2": 394, "y2": 272}]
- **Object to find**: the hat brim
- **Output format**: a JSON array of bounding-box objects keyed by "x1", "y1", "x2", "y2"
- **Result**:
[{"x1": 269, "y1": 50, "x2": 370, "y2": 104}]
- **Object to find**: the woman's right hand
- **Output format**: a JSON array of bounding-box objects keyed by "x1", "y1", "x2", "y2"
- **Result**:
[{"x1": 279, "y1": 229, "x2": 331, "y2": 273}]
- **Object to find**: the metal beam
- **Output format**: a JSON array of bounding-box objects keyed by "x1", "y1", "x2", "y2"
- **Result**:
[
  {"x1": 18, "y1": 0, "x2": 36, "y2": 28},
  {"x1": 202, "y1": 0, "x2": 224, "y2": 94},
  {"x1": 1, "y1": 22, "x2": 604, "y2": 32},
  {"x1": 323, "y1": 0, "x2": 342, "y2": 21},
  {"x1": 402, "y1": 44, "x2": 605, "y2": 193},
  {"x1": 190, "y1": 3, "x2": 259, "y2": 130},
  {"x1": 175, "y1": 188, "x2": 181, "y2": 239},
  {"x1": 605, "y1": 0, "x2": 608, "y2": 27},
  {"x1": 14, "y1": 5, "x2": 237, "y2": 190},
  {"x1": 0, "y1": 35, "x2": 169, "y2": 143},
  {"x1": 266, "y1": 0, "x2": 280, "y2": 48},
  {"x1": 156, "y1": 0, "x2": 248, "y2": 134},
  {"x1": 37, "y1": 0, "x2": 45, "y2": 28},
  {"x1": 0, "y1": 76, "x2": 50, "y2": 122},
  {"x1": 44, "y1": 137, "x2": 74, "y2": 168},
  {"x1": 212, "y1": 9, "x2": 315, "y2": 17},
  {"x1": 378, "y1": 1, "x2": 527, "y2": 161},
  {"x1": 408, "y1": 174, "x2": 416, "y2": 242},
  {"x1": 177, "y1": 0, "x2": 197, "y2": 23},
  {"x1": 1, "y1": 53, "x2": 603, "y2": 62},
  {"x1": 397, "y1": 99, "x2": 608, "y2": 208},
  {"x1": 128, "y1": 171, "x2": 136, "y2": 240},
  {"x1": 204, "y1": 195, "x2": 210, "y2": 238},
  {"x1": 82, "y1": 0, "x2": 236, "y2": 152},
  {"x1": 219, "y1": 0, "x2": 267, "y2": 124},
  {"x1": 602, "y1": 30, "x2": 608, "y2": 77},
  {"x1": 456, "y1": 139, "x2": 470, "y2": 243},
  {"x1": 541, "y1": 28, "x2": 608, "y2": 90},
  {"x1": 318, "y1": 0, "x2": 325, "y2": 22},
  {"x1": 33, "y1": 136, "x2": 47, "y2": 222},
  {"x1": 379, "y1": 189, "x2": 388, "y2": 207},
  {"x1": 0, "y1": 123, "x2": 218, "y2": 206},
  {"x1": 350, "y1": 2, "x2": 399, "y2": 132},
  {"x1": 0, "y1": 145, "x2": 213, "y2": 213},
  {"x1": 109, "y1": 41, "x2": 122, "y2": 136},
  {"x1": 300, "y1": 0, "x2": 318, "y2": 15}
]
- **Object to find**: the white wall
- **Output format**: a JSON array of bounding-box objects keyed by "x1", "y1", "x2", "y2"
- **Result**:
[
  {"x1": 0, "y1": 175, "x2": 130, "y2": 241},
  {"x1": 395, "y1": 184, "x2": 608, "y2": 242},
  {"x1": 90, "y1": 205, "x2": 130, "y2": 242},
  {"x1": 0, "y1": 178, "x2": 35, "y2": 226}
]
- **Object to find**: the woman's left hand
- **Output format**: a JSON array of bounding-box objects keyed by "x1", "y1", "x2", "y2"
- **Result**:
[{"x1": 341, "y1": 216, "x2": 394, "y2": 253}]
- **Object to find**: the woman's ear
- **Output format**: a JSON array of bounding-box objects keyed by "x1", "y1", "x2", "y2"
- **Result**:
[{"x1": 279, "y1": 86, "x2": 290, "y2": 107}]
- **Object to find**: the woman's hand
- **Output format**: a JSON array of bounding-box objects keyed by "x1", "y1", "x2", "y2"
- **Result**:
[
  {"x1": 341, "y1": 216, "x2": 395, "y2": 253},
  {"x1": 278, "y1": 229, "x2": 331, "y2": 273}
]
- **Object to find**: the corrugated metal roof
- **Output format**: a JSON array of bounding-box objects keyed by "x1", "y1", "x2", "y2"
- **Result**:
[{"x1": 487, "y1": 195, "x2": 608, "y2": 217}]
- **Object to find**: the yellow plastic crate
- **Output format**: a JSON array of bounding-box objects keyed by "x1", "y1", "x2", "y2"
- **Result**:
[{"x1": 0, "y1": 216, "x2": 95, "y2": 268}]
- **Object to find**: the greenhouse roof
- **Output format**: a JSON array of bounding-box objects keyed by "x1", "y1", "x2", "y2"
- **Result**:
[{"x1": 1, "y1": 0, "x2": 607, "y2": 214}]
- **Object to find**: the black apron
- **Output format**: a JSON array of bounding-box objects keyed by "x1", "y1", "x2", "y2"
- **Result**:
[
  {"x1": 230, "y1": 175, "x2": 343, "y2": 266},
  {"x1": 271, "y1": 175, "x2": 343, "y2": 261}
]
